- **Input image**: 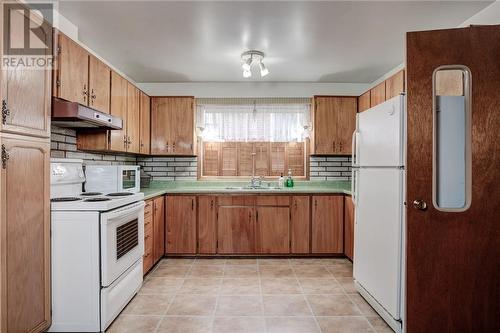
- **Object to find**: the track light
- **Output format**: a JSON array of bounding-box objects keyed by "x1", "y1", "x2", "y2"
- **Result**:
[{"x1": 240, "y1": 50, "x2": 269, "y2": 78}]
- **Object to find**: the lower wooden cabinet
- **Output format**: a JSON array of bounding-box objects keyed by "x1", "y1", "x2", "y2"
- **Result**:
[
  {"x1": 198, "y1": 196, "x2": 217, "y2": 254},
  {"x1": 217, "y1": 206, "x2": 256, "y2": 254},
  {"x1": 166, "y1": 196, "x2": 197, "y2": 254},
  {"x1": 311, "y1": 195, "x2": 344, "y2": 253},
  {"x1": 256, "y1": 206, "x2": 290, "y2": 254},
  {"x1": 0, "y1": 133, "x2": 51, "y2": 333},
  {"x1": 153, "y1": 196, "x2": 165, "y2": 262},
  {"x1": 291, "y1": 196, "x2": 310, "y2": 253},
  {"x1": 344, "y1": 196, "x2": 355, "y2": 261}
]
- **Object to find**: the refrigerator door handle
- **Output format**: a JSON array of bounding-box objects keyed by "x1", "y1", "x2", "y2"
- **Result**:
[
  {"x1": 351, "y1": 168, "x2": 356, "y2": 204},
  {"x1": 351, "y1": 130, "x2": 357, "y2": 166}
]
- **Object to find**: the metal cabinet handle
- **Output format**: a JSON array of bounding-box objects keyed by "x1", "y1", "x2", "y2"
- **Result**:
[
  {"x1": 172, "y1": 142, "x2": 176, "y2": 152},
  {"x1": 83, "y1": 84, "x2": 88, "y2": 103},
  {"x1": 2, "y1": 100, "x2": 10, "y2": 125},
  {"x1": 123, "y1": 135, "x2": 128, "y2": 149},
  {"x1": 210, "y1": 199, "x2": 214, "y2": 209},
  {"x1": 166, "y1": 142, "x2": 169, "y2": 152},
  {"x1": 412, "y1": 199, "x2": 428, "y2": 211},
  {"x1": 1, "y1": 145, "x2": 9, "y2": 169}
]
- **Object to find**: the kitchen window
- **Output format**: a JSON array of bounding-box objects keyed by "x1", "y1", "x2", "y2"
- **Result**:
[{"x1": 196, "y1": 99, "x2": 311, "y2": 179}]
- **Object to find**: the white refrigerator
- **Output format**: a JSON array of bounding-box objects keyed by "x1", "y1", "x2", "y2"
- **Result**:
[{"x1": 352, "y1": 95, "x2": 405, "y2": 333}]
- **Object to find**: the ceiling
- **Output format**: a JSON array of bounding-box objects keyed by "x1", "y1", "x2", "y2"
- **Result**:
[{"x1": 59, "y1": 1, "x2": 492, "y2": 83}]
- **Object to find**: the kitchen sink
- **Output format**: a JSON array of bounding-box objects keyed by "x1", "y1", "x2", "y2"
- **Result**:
[{"x1": 224, "y1": 186, "x2": 282, "y2": 190}]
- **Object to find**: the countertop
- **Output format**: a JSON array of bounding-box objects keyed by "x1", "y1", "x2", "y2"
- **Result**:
[{"x1": 141, "y1": 180, "x2": 352, "y2": 200}]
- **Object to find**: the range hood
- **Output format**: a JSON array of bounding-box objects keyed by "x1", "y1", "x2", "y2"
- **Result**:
[{"x1": 51, "y1": 98, "x2": 123, "y2": 130}]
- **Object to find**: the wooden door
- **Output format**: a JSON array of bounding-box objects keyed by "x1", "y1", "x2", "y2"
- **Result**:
[
  {"x1": 139, "y1": 92, "x2": 151, "y2": 154},
  {"x1": 313, "y1": 97, "x2": 337, "y2": 154},
  {"x1": 254, "y1": 142, "x2": 269, "y2": 176},
  {"x1": 358, "y1": 91, "x2": 371, "y2": 113},
  {"x1": 170, "y1": 97, "x2": 194, "y2": 155},
  {"x1": 0, "y1": 133, "x2": 50, "y2": 333},
  {"x1": 126, "y1": 83, "x2": 140, "y2": 153},
  {"x1": 56, "y1": 32, "x2": 89, "y2": 105},
  {"x1": 344, "y1": 196, "x2": 354, "y2": 261},
  {"x1": 336, "y1": 98, "x2": 357, "y2": 154},
  {"x1": 166, "y1": 196, "x2": 196, "y2": 254},
  {"x1": 405, "y1": 25, "x2": 500, "y2": 332},
  {"x1": 217, "y1": 206, "x2": 256, "y2": 254},
  {"x1": 311, "y1": 195, "x2": 343, "y2": 253},
  {"x1": 202, "y1": 142, "x2": 220, "y2": 176},
  {"x1": 198, "y1": 196, "x2": 217, "y2": 254},
  {"x1": 109, "y1": 72, "x2": 128, "y2": 152},
  {"x1": 291, "y1": 196, "x2": 310, "y2": 254},
  {"x1": 0, "y1": 7, "x2": 51, "y2": 138},
  {"x1": 286, "y1": 142, "x2": 305, "y2": 177},
  {"x1": 370, "y1": 82, "x2": 386, "y2": 107},
  {"x1": 88, "y1": 56, "x2": 110, "y2": 114},
  {"x1": 385, "y1": 70, "x2": 405, "y2": 100},
  {"x1": 151, "y1": 97, "x2": 173, "y2": 155},
  {"x1": 238, "y1": 142, "x2": 254, "y2": 176},
  {"x1": 152, "y1": 196, "x2": 165, "y2": 263},
  {"x1": 220, "y1": 142, "x2": 238, "y2": 176},
  {"x1": 256, "y1": 207, "x2": 290, "y2": 254}
]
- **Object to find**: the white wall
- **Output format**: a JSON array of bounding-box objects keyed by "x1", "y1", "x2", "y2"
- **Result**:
[{"x1": 459, "y1": 1, "x2": 500, "y2": 26}]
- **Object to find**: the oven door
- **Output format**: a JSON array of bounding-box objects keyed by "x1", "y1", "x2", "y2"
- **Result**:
[
  {"x1": 118, "y1": 166, "x2": 140, "y2": 193},
  {"x1": 100, "y1": 201, "x2": 144, "y2": 287}
]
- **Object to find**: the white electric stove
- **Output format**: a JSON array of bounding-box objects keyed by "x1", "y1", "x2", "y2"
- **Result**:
[{"x1": 49, "y1": 158, "x2": 145, "y2": 333}]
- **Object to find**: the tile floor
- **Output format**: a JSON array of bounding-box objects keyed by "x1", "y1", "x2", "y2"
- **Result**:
[{"x1": 107, "y1": 258, "x2": 393, "y2": 333}]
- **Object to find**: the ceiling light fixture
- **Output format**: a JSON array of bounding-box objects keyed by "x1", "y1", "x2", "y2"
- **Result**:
[{"x1": 240, "y1": 50, "x2": 269, "y2": 78}]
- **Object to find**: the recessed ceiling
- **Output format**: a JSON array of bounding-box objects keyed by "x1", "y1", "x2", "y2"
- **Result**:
[{"x1": 59, "y1": 1, "x2": 491, "y2": 83}]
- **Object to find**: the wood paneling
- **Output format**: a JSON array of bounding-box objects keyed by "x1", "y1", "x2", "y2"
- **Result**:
[
  {"x1": 198, "y1": 196, "x2": 217, "y2": 254},
  {"x1": 344, "y1": 196, "x2": 354, "y2": 261},
  {"x1": 256, "y1": 207, "x2": 290, "y2": 254},
  {"x1": 358, "y1": 91, "x2": 371, "y2": 113},
  {"x1": 370, "y1": 82, "x2": 386, "y2": 107},
  {"x1": 109, "y1": 72, "x2": 128, "y2": 152},
  {"x1": 311, "y1": 195, "x2": 343, "y2": 253},
  {"x1": 88, "y1": 56, "x2": 110, "y2": 114},
  {"x1": 220, "y1": 143, "x2": 238, "y2": 176},
  {"x1": 217, "y1": 206, "x2": 256, "y2": 254},
  {"x1": 435, "y1": 69, "x2": 464, "y2": 96},
  {"x1": 0, "y1": 8, "x2": 51, "y2": 138},
  {"x1": 0, "y1": 133, "x2": 51, "y2": 333},
  {"x1": 139, "y1": 92, "x2": 151, "y2": 154},
  {"x1": 385, "y1": 70, "x2": 405, "y2": 100},
  {"x1": 237, "y1": 142, "x2": 253, "y2": 176},
  {"x1": 406, "y1": 25, "x2": 500, "y2": 332},
  {"x1": 203, "y1": 142, "x2": 220, "y2": 176},
  {"x1": 290, "y1": 196, "x2": 310, "y2": 254},
  {"x1": 126, "y1": 83, "x2": 140, "y2": 153},
  {"x1": 152, "y1": 196, "x2": 165, "y2": 263},
  {"x1": 166, "y1": 196, "x2": 197, "y2": 254}
]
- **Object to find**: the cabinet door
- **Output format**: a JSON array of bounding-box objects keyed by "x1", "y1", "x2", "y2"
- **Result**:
[
  {"x1": 385, "y1": 70, "x2": 405, "y2": 100},
  {"x1": 358, "y1": 91, "x2": 371, "y2": 113},
  {"x1": 166, "y1": 196, "x2": 197, "y2": 254},
  {"x1": 126, "y1": 83, "x2": 140, "y2": 153},
  {"x1": 56, "y1": 32, "x2": 89, "y2": 105},
  {"x1": 217, "y1": 207, "x2": 256, "y2": 254},
  {"x1": 153, "y1": 196, "x2": 165, "y2": 263},
  {"x1": 256, "y1": 207, "x2": 290, "y2": 254},
  {"x1": 370, "y1": 82, "x2": 386, "y2": 107},
  {"x1": 0, "y1": 8, "x2": 51, "y2": 138},
  {"x1": 109, "y1": 72, "x2": 128, "y2": 152},
  {"x1": 313, "y1": 97, "x2": 337, "y2": 154},
  {"x1": 311, "y1": 195, "x2": 344, "y2": 253},
  {"x1": 171, "y1": 97, "x2": 195, "y2": 155},
  {"x1": 344, "y1": 196, "x2": 355, "y2": 261},
  {"x1": 291, "y1": 196, "x2": 310, "y2": 254},
  {"x1": 151, "y1": 97, "x2": 173, "y2": 155},
  {"x1": 143, "y1": 200, "x2": 154, "y2": 274},
  {"x1": 0, "y1": 133, "x2": 50, "y2": 333},
  {"x1": 198, "y1": 196, "x2": 217, "y2": 254},
  {"x1": 88, "y1": 56, "x2": 110, "y2": 114},
  {"x1": 139, "y1": 92, "x2": 151, "y2": 154},
  {"x1": 336, "y1": 97, "x2": 357, "y2": 155}
]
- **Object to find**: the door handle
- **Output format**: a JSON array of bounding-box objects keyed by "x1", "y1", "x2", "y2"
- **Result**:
[{"x1": 412, "y1": 199, "x2": 428, "y2": 211}]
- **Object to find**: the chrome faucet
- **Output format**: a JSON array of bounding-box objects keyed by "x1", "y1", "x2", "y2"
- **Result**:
[{"x1": 249, "y1": 151, "x2": 262, "y2": 188}]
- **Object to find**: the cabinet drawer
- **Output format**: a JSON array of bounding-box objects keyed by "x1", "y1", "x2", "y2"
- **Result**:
[
  {"x1": 218, "y1": 196, "x2": 256, "y2": 206},
  {"x1": 144, "y1": 200, "x2": 153, "y2": 218},
  {"x1": 144, "y1": 216, "x2": 153, "y2": 232},
  {"x1": 256, "y1": 195, "x2": 290, "y2": 206}
]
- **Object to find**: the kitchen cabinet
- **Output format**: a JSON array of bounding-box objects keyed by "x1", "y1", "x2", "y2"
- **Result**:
[
  {"x1": 370, "y1": 82, "x2": 386, "y2": 107},
  {"x1": 108, "y1": 71, "x2": 129, "y2": 152},
  {"x1": 54, "y1": 32, "x2": 111, "y2": 114},
  {"x1": 344, "y1": 195, "x2": 355, "y2": 261},
  {"x1": 290, "y1": 196, "x2": 310, "y2": 254},
  {"x1": 0, "y1": 6, "x2": 51, "y2": 138},
  {"x1": 311, "y1": 195, "x2": 344, "y2": 253},
  {"x1": 385, "y1": 70, "x2": 405, "y2": 100},
  {"x1": 0, "y1": 133, "x2": 51, "y2": 333},
  {"x1": 312, "y1": 96, "x2": 357, "y2": 155},
  {"x1": 217, "y1": 206, "x2": 256, "y2": 254},
  {"x1": 151, "y1": 97, "x2": 195, "y2": 155},
  {"x1": 256, "y1": 206, "x2": 290, "y2": 254},
  {"x1": 139, "y1": 92, "x2": 151, "y2": 154},
  {"x1": 143, "y1": 200, "x2": 154, "y2": 274},
  {"x1": 198, "y1": 196, "x2": 217, "y2": 254},
  {"x1": 358, "y1": 91, "x2": 371, "y2": 113},
  {"x1": 153, "y1": 196, "x2": 165, "y2": 262},
  {"x1": 166, "y1": 196, "x2": 197, "y2": 254},
  {"x1": 126, "y1": 82, "x2": 140, "y2": 153}
]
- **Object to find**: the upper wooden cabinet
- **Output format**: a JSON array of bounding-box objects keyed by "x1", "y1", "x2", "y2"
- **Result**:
[
  {"x1": 54, "y1": 32, "x2": 111, "y2": 114},
  {"x1": 0, "y1": 6, "x2": 51, "y2": 138},
  {"x1": 370, "y1": 82, "x2": 386, "y2": 107},
  {"x1": 359, "y1": 70, "x2": 405, "y2": 112},
  {"x1": 386, "y1": 70, "x2": 405, "y2": 100},
  {"x1": 166, "y1": 196, "x2": 197, "y2": 254},
  {"x1": 126, "y1": 82, "x2": 140, "y2": 153},
  {"x1": 139, "y1": 92, "x2": 151, "y2": 154},
  {"x1": 151, "y1": 97, "x2": 195, "y2": 156},
  {"x1": 311, "y1": 96, "x2": 357, "y2": 155},
  {"x1": 358, "y1": 91, "x2": 371, "y2": 113},
  {"x1": 108, "y1": 72, "x2": 128, "y2": 152},
  {"x1": 0, "y1": 133, "x2": 51, "y2": 333},
  {"x1": 311, "y1": 195, "x2": 344, "y2": 254}
]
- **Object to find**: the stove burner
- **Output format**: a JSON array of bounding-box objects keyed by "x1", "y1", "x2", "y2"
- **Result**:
[
  {"x1": 106, "y1": 192, "x2": 134, "y2": 197},
  {"x1": 51, "y1": 197, "x2": 82, "y2": 202},
  {"x1": 84, "y1": 198, "x2": 111, "y2": 202},
  {"x1": 80, "y1": 192, "x2": 103, "y2": 196}
]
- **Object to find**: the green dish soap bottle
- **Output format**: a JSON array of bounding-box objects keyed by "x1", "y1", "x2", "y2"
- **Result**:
[{"x1": 286, "y1": 169, "x2": 294, "y2": 187}]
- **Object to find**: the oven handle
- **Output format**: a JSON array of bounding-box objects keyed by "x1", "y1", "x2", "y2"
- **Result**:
[{"x1": 101, "y1": 201, "x2": 145, "y2": 221}]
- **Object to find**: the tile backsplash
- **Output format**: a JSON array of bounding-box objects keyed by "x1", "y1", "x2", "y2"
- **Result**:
[
  {"x1": 137, "y1": 156, "x2": 198, "y2": 181},
  {"x1": 309, "y1": 156, "x2": 352, "y2": 181}
]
